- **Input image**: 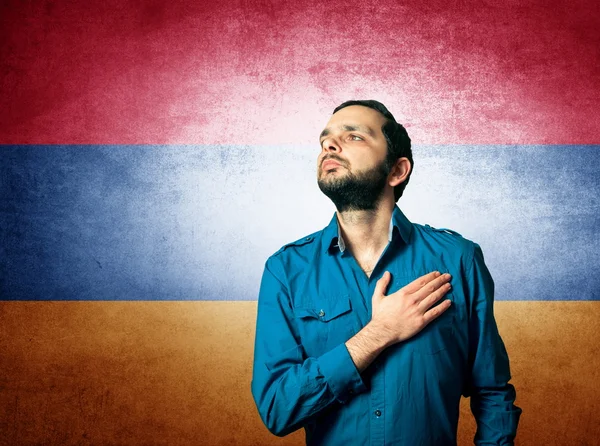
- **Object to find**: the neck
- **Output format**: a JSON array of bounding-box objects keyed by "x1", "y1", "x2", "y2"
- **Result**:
[{"x1": 336, "y1": 199, "x2": 394, "y2": 256}]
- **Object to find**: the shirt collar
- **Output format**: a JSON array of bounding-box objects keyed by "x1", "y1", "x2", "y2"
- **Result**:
[{"x1": 322, "y1": 204, "x2": 414, "y2": 254}]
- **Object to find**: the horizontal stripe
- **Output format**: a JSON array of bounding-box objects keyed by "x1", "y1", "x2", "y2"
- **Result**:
[
  {"x1": 0, "y1": 301, "x2": 598, "y2": 445},
  {"x1": 1, "y1": 0, "x2": 598, "y2": 145},
  {"x1": 1, "y1": 144, "x2": 598, "y2": 301}
]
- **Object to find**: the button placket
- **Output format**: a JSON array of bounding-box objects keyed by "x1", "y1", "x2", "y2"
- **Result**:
[{"x1": 369, "y1": 356, "x2": 385, "y2": 444}]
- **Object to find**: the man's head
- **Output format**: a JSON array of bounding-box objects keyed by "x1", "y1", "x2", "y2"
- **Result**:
[{"x1": 316, "y1": 100, "x2": 413, "y2": 212}]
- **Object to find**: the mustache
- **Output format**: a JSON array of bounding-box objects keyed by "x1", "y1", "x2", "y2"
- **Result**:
[{"x1": 321, "y1": 155, "x2": 346, "y2": 167}]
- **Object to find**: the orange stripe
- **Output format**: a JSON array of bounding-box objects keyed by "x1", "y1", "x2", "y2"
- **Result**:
[{"x1": 1, "y1": 301, "x2": 598, "y2": 445}]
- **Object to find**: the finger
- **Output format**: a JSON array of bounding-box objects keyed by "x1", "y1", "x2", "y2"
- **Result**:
[
  {"x1": 373, "y1": 271, "x2": 392, "y2": 298},
  {"x1": 400, "y1": 271, "x2": 441, "y2": 296},
  {"x1": 418, "y1": 281, "x2": 451, "y2": 312},
  {"x1": 411, "y1": 273, "x2": 452, "y2": 303},
  {"x1": 422, "y1": 298, "x2": 452, "y2": 325}
]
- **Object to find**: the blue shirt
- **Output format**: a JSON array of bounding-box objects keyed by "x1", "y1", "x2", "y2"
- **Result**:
[{"x1": 251, "y1": 205, "x2": 522, "y2": 445}]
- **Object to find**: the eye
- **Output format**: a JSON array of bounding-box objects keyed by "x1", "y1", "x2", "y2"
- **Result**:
[{"x1": 349, "y1": 134, "x2": 363, "y2": 141}]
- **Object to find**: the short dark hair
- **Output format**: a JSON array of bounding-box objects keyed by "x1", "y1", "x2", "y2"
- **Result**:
[{"x1": 333, "y1": 100, "x2": 413, "y2": 201}]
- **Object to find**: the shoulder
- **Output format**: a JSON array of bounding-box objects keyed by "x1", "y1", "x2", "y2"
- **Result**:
[
  {"x1": 263, "y1": 231, "x2": 320, "y2": 281},
  {"x1": 262, "y1": 224, "x2": 327, "y2": 282},
  {"x1": 417, "y1": 222, "x2": 477, "y2": 258},
  {"x1": 413, "y1": 223, "x2": 467, "y2": 242},
  {"x1": 421, "y1": 223, "x2": 464, "y2": 238},
  {"x1": 269, "y1": 230, "x2": 320, "y2": 258},
  {"x1": 419, "y1": 223, "x2": 490, "y2": 275}
]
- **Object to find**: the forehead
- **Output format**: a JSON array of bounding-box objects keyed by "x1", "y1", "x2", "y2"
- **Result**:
[{"x1": 325, "y1": 105, "x2": 387, "y2": 131}]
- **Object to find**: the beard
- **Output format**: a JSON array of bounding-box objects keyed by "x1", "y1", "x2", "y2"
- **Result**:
[{"x1": 317, "y1": 156, "x2": 392, "y2": 212}]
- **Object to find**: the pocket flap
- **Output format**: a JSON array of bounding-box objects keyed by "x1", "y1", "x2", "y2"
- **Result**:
[{"x1": 294, "y1": 297, "x2": 352, "y2": 322}]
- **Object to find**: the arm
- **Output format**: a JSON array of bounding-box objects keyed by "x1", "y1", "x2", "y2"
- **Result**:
[
  {"x1": 464, "y1": 243, "x2": 523, "y2": 445},
  {"x1": 345, "y1": 320, "x2": 390, "y2": 372},
  {"x1": 250, "y1": 258, "x2": 367, "y2": 437}
]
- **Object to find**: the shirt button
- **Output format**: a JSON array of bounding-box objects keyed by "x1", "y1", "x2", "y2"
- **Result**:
[
  {"x1": 318, "y1": 309, "x2": 325, "y2": 317},
  {"x1": 374, "y1": 410, "x2": 382, "y2": 417}
]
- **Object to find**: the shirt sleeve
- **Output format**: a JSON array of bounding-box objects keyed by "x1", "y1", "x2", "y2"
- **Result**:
[
  {"x1": 464, "y1": 242, "x2": 523, "y2": 445},
  {"x1": 250, "y1": 257, "x2": 367, "y2": 437}
]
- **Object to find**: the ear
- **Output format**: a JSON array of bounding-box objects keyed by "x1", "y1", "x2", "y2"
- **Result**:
[{"x1": 388, "y1": 157, "x2": 411, "y2": 187}]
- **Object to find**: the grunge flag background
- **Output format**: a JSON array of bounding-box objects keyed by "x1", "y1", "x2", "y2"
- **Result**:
[{"x1": 1, "y1": 0, "x2": 599, "y2": 444}]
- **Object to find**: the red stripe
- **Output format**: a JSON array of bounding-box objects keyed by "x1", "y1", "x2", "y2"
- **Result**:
[{"x1": 1, "y1": 0, "x2": 599, "y2": 145}]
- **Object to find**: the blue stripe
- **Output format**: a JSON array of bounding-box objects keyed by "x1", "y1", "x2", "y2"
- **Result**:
[{"x1": 1, "y1": 145, "x2": 598, "y2": 301}]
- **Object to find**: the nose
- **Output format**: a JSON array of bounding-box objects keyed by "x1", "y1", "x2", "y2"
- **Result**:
[{"x1": 321, "y1": 137, "x2": 341, "y2": 153}]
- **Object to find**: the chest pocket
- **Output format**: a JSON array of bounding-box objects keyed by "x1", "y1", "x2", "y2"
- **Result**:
[
  {"x1": 293, "y1": 296, "x2": 358, "y2": 357},
  {"x1": 391, "y1": 273, "x2": 457, "y2": 355}
]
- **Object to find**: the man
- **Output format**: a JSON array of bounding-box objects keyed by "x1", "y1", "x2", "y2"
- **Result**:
[{"x1": 251, "y1": 100, "x2": 522, "y2": 445}]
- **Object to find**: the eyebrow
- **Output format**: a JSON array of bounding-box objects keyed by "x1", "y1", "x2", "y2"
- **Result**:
[{"x1": 319, "y1": 124, "x2": 376, "y2": 142}]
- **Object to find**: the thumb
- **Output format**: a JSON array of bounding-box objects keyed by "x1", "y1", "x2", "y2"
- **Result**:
[{"x1": 373, "y1": 271, "x2": 391, "y2": 299}]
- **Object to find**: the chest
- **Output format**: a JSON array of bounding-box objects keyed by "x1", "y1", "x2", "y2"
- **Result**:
[
  {"x1": 287, "y1": 254, "x2": 469, "y2": 361},
  {"x1": 351, "y1": 249, "x2": 386, "y2": 278}
]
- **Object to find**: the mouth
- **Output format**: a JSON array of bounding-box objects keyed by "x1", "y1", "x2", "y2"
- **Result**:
[{"x1": 322, "y1": 160, "x2": 343, "y2": 170}]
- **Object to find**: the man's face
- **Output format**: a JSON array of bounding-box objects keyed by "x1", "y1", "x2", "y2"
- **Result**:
[{"x1": 317, "y1": 105, "x2": 392, "y2": 212}]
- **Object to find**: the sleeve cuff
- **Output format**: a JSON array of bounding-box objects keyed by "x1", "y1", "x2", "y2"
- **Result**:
[{"x1": 319, "y1": 342, "x2": 367, "y2": 404}]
